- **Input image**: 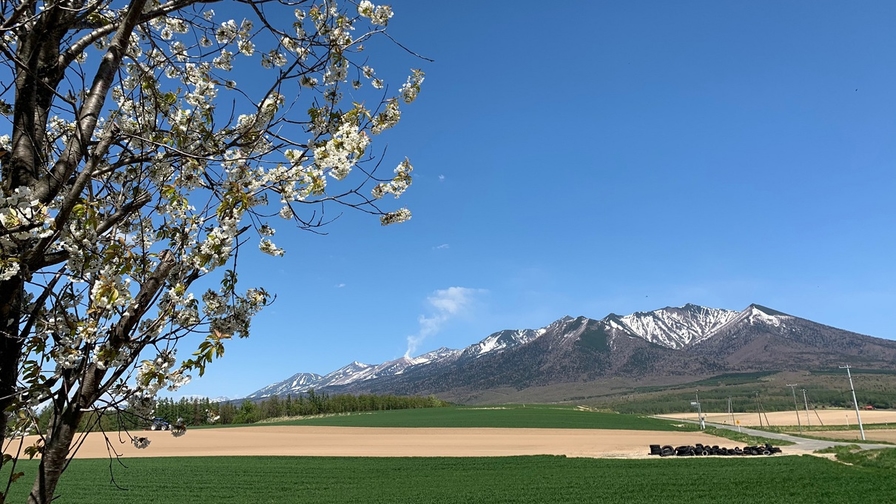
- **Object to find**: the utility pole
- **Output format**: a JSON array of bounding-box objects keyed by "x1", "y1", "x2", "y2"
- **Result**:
[
  {"x1": 755, "y1": 392, "x2": 763, "y2": 428},
  {"x1": 786, "y1": 384, "x2": 802, "y2": 434},
  {"x1": 694, "y1": 391, "x2": 705, "y2": 429},
  {"x1": 840, "y1": 365, "x2": 866, "y2": 441},
  {"x1": 801, "y1": 389, "x2": 810, "y2": 427}
]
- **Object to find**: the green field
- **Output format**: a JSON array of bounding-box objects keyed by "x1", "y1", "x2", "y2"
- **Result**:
[
  {"x1": 5, "y1": 456, "x2": 894, "y2": 503},
  {"x1": 264, "y1": 405, "x2": 697, "y2": 430}
]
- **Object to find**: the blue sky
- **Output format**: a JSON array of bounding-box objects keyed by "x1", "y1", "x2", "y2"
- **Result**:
[{"x1": 181, "y1": 0, "x2": 896, "y2": 399}]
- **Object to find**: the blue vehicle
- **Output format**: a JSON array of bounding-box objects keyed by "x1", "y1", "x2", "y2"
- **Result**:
[{"x1": 150, "y1": 417, "x2": 170, "y2": 431}]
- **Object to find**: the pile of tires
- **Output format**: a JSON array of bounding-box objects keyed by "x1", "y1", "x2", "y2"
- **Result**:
[{"x1": 648, "y1": 443, "x2": 782, "y2": 457}]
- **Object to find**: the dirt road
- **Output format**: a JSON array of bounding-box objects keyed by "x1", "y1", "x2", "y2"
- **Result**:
[{"x1": 10, "y1": 427, "x2": 731, "y2": 459}]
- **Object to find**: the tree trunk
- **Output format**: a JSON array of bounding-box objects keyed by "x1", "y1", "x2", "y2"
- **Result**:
[
  {"x1": 27, "y1": 407, "x2": 82, "y2": 504},
  {"x1": 0, "y1": 276, "x2": 24, "y2": 452}
]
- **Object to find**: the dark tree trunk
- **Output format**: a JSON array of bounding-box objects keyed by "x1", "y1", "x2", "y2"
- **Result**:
[
  {"x1": 0, "y1": 277, "x2": 24, "y2": 452},
  {"x1": 28, "y1": 406, "x2": 83, "y2": 504}
]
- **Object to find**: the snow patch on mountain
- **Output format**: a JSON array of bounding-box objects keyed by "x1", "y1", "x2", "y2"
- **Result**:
[
  {"x1": 746, "y1": 305, "x2": 785, "y2": 327},
  {"x1": 617, "y1": 304, "x2": 740, "y2": 349},
  {"x1": 463, "y1": 328, "x2": 543, "y2": 358},
  {"x1": 248, "y1": 372, "x2": 323, "y2": 398}
]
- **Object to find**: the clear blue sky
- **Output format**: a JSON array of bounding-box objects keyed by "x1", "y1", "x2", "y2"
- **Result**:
[{"x1": 181, "y1": 0, "x2": 896, "y2": 399}]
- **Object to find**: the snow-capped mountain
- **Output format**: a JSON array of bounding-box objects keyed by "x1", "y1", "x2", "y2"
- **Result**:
[
  {"x1": 248, "y1": 321, "x2": 558, "y2": 398},
  {"x1": 245, "y1": 303, "x2": 896, "y2": 401},
  {"x1": 460, "y1": 328, "x2": 545, "y2": 358},
  {"x1": 248, "y1": 372, "x2": 323, "y2": 399}
]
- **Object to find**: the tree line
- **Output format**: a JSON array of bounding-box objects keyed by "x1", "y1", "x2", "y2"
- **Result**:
[
  {"x1": 210, "y1": 391, "x2": 449, "y2": 425},
  {"x1": 32, "y1": 391, "x2": 450, "y2": 432}
]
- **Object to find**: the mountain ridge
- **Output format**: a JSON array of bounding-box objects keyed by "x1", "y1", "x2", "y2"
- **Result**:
[{"x1": 246, "y1": 303, "x2": 896, "y2": 401}]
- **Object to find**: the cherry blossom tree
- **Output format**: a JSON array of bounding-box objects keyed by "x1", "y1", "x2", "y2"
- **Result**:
[{"x1": 0, "y1": 0, "x2": 425, "y2": 501}]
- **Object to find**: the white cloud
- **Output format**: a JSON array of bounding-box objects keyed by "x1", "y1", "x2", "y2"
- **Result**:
[
  {"x1": 433, "y1": 243, "x2": 449, "y2": 250},
  {"x1": 405, "y1": 287, "x2": 485, "y2": 357},
  {"x1": 335, "y1": 283, "x2": 346, "y2": 288},
  {"x1": 438, "y1": 174, "x2": 445, "y2": 182}
]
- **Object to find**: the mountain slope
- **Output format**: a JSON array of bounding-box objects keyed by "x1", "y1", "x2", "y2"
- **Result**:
[{"x1": 247, "y1": 303, "x2": 896, "y2": 401}]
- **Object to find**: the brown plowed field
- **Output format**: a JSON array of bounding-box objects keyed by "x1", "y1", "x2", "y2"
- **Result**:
[
  {"x1": 11, "y1": 427, "x2": 734, "y2": 459},
  {"x1": 783, "y1": 429, "x2": 896, "y2": 444},
  {"x1": 662, "y1": 409, "x2": 896, "y2": 427}
]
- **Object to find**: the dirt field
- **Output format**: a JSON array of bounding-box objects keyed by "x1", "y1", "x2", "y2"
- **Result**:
[
  {"x1": 9, "y1": 427, "x2": 733, "y2": 459},
  {"x1": 662, "y1": 409, "x2": 896, "y2": 428},
  {"x1": 783, "y1": 429, "x2": 896, "y2": 444}
]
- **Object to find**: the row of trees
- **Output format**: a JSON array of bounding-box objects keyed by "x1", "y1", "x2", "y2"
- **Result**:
[
  {"x1": 24, "y1": 392, "x2": 447, "y2": 437},
  {"x1": 155, "y1": 391, "x2": 449, "y2": 426}
]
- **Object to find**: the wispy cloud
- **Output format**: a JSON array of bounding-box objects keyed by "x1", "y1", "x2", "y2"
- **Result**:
[
  {"x1": 438, "y1": 174, "x2": 445, "y2": 182},
  {"x1": 335, "y1": 283, "x2": 346, "y2": 288},
  {"x1": 433, "y1": 243, "x2": 449, "y2": 250},
  {"x1": 405, "y1": 287, "x2": 485, "y2": 357}
]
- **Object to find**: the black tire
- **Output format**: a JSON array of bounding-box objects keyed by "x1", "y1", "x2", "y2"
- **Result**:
[
  {"x1": 150, "y1": 424, "x2": 158, "y2": 431},
  {"x1": 701, "y1": 450, "x2": 710, "y2": 456},
  {"x1": 649, "y1": 445, "x2": 662, "y2": 455},
  {"x1": 762, "y1": 450, "x2": 771, "y2": 456},
  {"x1": 660, "y1": 446, "x2": 675, "y2": 457}
]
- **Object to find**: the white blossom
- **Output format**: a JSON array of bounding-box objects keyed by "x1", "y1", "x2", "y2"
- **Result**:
[
  {"x1": 238, "y1": 39, "x2": 255, "y2": 56},
  {"x1": 400, "y1": 69, "x2": 425, "y2": 104},
  {"x1": 372, "y1": 158, "x2": 413, "y2": 198},
  {"x1": 372, "y1": 98, "x2": 401, "y2": 134},
  {"x1": 358, "y1": 1, "x2": 393, "y2": 26},
  {"x1": 259, "y1": 238, "x2": 285, "y2": 256},
  {"x1": 0, "y1": 259, "x2": 20, "y2": 282},
  {"x1": 213, "y1": 50, "x2": 234, "y2": 71},
  {"x1": 380, "y1": 208, "x2": 412, "y2": 225},
  {"x1": 216, "y1": 20, "x2": 238, "y2": 44}
]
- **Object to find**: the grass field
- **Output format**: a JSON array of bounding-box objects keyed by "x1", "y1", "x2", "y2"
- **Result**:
[
  {"x1": 5, "y1": 455, "x2": 895, "y2": 503},
  {"x1": 264, "y1": 405, "x2": 697, "y2": 430}
]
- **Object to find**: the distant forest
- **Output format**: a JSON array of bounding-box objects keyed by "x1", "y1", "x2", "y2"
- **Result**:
[
  {"x1": 157, "y1": 390, "x2": 449, "y2": 426},
  {"x1": 32, "y1": 391, "x2": 449, "y2": 434}
]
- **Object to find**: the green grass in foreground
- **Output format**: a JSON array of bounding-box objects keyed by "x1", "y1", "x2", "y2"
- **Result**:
[
  {"x1": 5, "y1": 456, "x2": 895, "y2": 503},
  {"x1": 264, "y1": 405, "x2": 696, "y2": 430}
]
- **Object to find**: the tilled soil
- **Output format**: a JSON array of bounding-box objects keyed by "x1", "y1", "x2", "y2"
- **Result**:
[
  {"x1": 13, "y1": 427, "x2": 735, "y2": 459},
  {"x1": 662, "y1": 409, "x2": 896, "y2": 427}
]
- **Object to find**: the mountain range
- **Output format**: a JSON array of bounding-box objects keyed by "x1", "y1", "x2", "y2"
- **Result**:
[{"x1": 247, "y1": 303, "x2": 896, "y2": 403}]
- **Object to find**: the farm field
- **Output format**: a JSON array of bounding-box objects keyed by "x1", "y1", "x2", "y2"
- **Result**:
[
  {"x1": 265, "y1": 405, "x2": 695, "y2": 429},
  {"x1": 4, "y1": 455, "x2": 894, "y2": 503},
  {"x1": 661, "y1": 409, "x2": 896, "y2": 427},
  {"x1": 788, "y1": 429, "x2": 896, "y2": 444},
  {"x1": 9, "y1": 407, "x2": 739, "y2": 460},
  {"x1": 15, "y1": 426, "x2": 728, "y2": 459}
]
